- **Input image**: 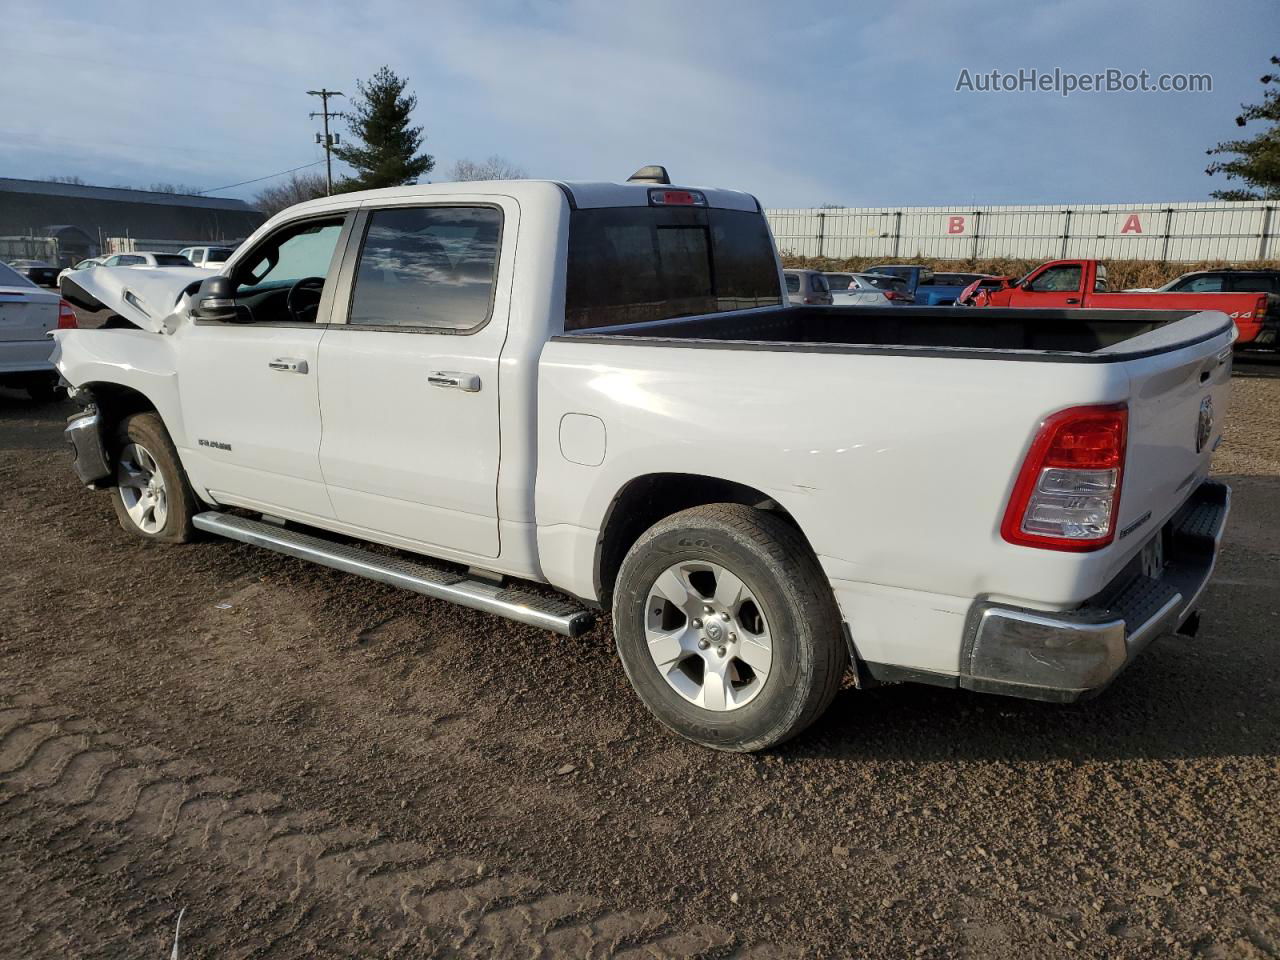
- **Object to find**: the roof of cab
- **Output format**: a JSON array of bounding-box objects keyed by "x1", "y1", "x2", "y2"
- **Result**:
[{"x1": 279, "y1": 178, "x2": 761, "y2": 217}]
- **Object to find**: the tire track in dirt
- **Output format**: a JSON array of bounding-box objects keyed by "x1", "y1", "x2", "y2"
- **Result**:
[{"x1": 0, "y1": 698, "x2": 792, "y2": 958}]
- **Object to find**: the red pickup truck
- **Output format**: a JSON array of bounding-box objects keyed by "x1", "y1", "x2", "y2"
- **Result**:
[{"x1": 964, "y1": 259, "x2": 1272, "y2": 347}]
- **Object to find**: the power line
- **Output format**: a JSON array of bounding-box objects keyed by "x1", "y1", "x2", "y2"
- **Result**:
[
  {"x1": 307, "y1": 88, "x2": 345, "y2": 195},
  {"x1": 196, "y1": 159, "x2": 326, "y2": 196}
]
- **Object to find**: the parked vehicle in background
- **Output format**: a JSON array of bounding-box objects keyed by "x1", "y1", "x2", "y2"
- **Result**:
[
  {"x1": 53, "y1": 172, "x2": 1232, "y2": 752},
  {"x1": 0, "y1": 261, "x2": 78, "y2": 399},
  {"x1": 865, "y1": 264, "x2": 997, "y2": 305},
  {"x1": 824, "y1": 272, "x2": 914, "y2": 305},
  {"x1": 100, "y1": 252, "x2": 194, "y2": 268},
  {"x1": 57, "y1": 257, "x2": 106, "y2": 287},
  {"x1": 178, "y1": 246, "x2": 235, "y2": 270},
  {"x1": 1157, "y1": 269, "x2": 1280, "y2": 294},
  {"x1": 968, "y1": 259, "x2": 1274, "y2": 347},
  {"x1": 7, "y1": 259, "x2": 60, "y2": 287},
  {"x1": 783, "y1": 268, "x2": 833, "y2": 305}
]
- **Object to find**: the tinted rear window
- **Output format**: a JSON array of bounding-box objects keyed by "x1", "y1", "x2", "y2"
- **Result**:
[
  {"x1": 565, "y1": 207, "x2": 781, "y2": 330},
  {"x1": 206, "y1": 249, "x2": 232, "y2": 263},
  {"x1": 154, "y1": 254, "x2": 192, "y2": 266},
  {"x1": 1226, "y1": 275, "x2": 1279, "y2": 293}
]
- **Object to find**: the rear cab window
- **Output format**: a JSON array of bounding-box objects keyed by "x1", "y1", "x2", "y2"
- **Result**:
[{"x1": 565, "y1": 206, "x2": 781, "y2": 330}]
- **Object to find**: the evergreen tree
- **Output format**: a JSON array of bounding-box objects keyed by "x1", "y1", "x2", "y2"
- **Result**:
[
  {"x1": 1206, "y1": 56, "x2": 1280, "y2": 200},
  {"x1": 334, "y1": 66, "x2": 434, "y2": 190}
]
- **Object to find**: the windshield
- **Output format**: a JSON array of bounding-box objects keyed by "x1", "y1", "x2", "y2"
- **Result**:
[{"x1": 565, "y1": 206, "x2": 781, "y2": 329}]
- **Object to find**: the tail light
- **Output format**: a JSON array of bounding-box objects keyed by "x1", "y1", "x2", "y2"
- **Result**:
[
  {"x1": 1001, "y1": 403, "x2": 1128, "y2": 551},
  {"x1": 57, "y1": 299, "x2": 79, "y2": 329},
  {"x1": 883, "y1": 290, "x2": 904, "y2": 301}
]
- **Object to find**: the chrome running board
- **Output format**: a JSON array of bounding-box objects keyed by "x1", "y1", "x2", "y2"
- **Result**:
[{"x1": 192, "y1": 512, "x2": 595, "y2": 637}]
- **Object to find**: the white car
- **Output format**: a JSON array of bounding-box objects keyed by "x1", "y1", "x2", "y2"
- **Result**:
[
  {"x1": 824, "y1": 272, "x2": 914, "y2": 305},
  {"x1": 57, "y1": 256, "x2": 106, "y2": 287},
  {"x1": 54, "y1": 171, "x2": 1233, "y2": 752},
  {"x1": 177, "y1": 246, "x2": 235, "y2": 270},
  {"x1": 99, "y1": 252, "x2": 194, "y2": 268},
  {"x1": 0, "y1": 260, "x2": 77, "y2": 399}
]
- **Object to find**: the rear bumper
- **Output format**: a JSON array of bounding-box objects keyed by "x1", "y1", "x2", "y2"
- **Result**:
[
  {"x1": 0, "y1": 339, "x2": 56, "y2": 375},
  {"x1": 960, "y1": 480, "x2": 1230, "y2": 702}
]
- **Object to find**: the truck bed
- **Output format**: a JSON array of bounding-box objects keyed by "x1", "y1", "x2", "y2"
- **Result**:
[{"x1": 559, "y1": 305, "x2": 1233, "y2": 361}]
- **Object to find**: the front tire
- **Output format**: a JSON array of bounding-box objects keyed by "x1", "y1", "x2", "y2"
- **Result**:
[
  {"x1": 612, "y1": 503, "x2": 847, "y2": 752},
  {"x1": 109, "y1": 412, "x2": 197, "y2": 543}
]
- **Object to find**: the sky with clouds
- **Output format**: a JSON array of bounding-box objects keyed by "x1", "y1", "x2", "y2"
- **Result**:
[{"x1": 1, "y1": 0, "x2": 1275, "y2": 208}]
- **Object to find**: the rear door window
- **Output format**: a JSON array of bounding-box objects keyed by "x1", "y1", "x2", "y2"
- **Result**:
[
  {"x1": 785, "y1": 274, "x2": 800, "y2": 293},
  {"x1": 347, "y1": 205, "x2": 502, "y2": 332},
  {"x1": 565, "y1": 206, "x2": 781, "y2": 329},
  {"x1": 1226, "y1": 275, "x2": 1277, "y2": 293}
]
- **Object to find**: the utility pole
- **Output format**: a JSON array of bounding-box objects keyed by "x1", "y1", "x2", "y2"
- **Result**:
[{"x1": 307, "y1": 88, "x2": 344, "y2": 195}]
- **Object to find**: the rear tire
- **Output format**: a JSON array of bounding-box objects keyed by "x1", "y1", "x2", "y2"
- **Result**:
[
  {"x1": 109, "y1": 412, "x2": 197, "y2": 544},
  {"x1": 612, "y1": 503, "x2": 847, "y2": 752}
]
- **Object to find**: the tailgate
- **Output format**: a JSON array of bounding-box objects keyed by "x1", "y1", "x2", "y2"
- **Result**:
[
  {"x1": 1119, "y1": 331, "x2": 1232, "y2": 541},
  {"x1": 0, "y1": 288, "x2": 57, "y2": 342}
]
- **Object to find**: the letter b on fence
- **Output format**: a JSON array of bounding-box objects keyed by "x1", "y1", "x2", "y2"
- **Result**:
[{"x1": 948, "y1": 216, "x2": 966, "y2": 235}]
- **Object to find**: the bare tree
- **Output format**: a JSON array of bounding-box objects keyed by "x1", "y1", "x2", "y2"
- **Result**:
[
  {"x1": 253, "y1": 171, "x2": 330, "y2": 217},
  {"x1": 148, "y1": 182, "x2": 204, "y2": 195},
  {"x1": 448, "y1": 155, "x2": 527, "y2": 181},
  {"x1": 44, "y1": 174, "x2": 86, "y2": 185}
]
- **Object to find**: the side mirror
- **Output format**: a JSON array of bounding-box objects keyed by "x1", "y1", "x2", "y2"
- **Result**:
[{"x1": 192, "y1": 275, "x2": 239, "y2": 322}]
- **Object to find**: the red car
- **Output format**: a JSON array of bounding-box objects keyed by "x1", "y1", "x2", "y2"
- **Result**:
[{"x1": 962, "y1": 259, "x2": 1271, "y2": 347}]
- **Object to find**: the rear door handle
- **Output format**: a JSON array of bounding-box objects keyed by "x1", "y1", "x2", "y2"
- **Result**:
[
  {"x1": 1065, "y1": 297, "x2": 1081, "y2": 304},
  {"x1": 428, "y1": 371, "x2": 481, "y2": 392},
  {"x1": 268, "y1": 357, "x2": 308, "y2": 374}
]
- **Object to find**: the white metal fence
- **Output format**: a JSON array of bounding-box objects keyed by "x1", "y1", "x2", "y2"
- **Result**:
[{"x1": 766, "y1": 201, "x2": 1280, "y2": 262}]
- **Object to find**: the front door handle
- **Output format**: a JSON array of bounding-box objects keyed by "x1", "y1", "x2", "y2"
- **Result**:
[
  {"x1": 1065, "y1": 297, "x2": 1081, "y2": 304},
  {"x1": 428, "y1": 371, "x2": 481, "y2": 392},
  {"x1": 269, "y1": 357, "x2": 308, "y2": 374}
]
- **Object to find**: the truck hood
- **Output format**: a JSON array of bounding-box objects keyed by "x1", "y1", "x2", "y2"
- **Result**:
[{"x1": 61, "y1": 266, "x2": 208, "y2": 333}]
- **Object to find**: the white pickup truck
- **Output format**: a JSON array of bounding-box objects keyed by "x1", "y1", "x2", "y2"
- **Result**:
[{"x1": 54, "y1": 169, "x2": 1233, "y2": 752}]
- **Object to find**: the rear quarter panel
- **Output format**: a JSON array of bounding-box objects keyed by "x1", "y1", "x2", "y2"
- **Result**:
[{"x1": 535, "y1": 339, "x2": 1150, "y2": 604}]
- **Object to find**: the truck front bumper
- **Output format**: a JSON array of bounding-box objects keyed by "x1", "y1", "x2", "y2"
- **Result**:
[
  {"x1": 65, "y1": 408, "x2": 112, "y2": 487},
  {"x1": 960, "y1": 480, "x2": 1230, "y2": 702}
]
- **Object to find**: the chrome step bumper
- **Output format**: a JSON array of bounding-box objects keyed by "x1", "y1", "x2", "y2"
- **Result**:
[
  {"x1": 192, "y1": 512, "x2": 595, "y2": 637},
  {"x1": 959, "y1": 480, "x2": 1231, "y2": 702}
]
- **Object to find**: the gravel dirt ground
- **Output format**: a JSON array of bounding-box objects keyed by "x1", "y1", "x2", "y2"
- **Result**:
[{"x1": 1, "y1": 356, "x2": 1278, "y2": 959}]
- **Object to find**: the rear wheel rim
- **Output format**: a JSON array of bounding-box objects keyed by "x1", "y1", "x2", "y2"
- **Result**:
[
  {"x1": 117, "y1": 442, "x2": 168, "y2": 534},
  {"x1": 643, "y1": 560, "x2": 773, "y2": 712}
]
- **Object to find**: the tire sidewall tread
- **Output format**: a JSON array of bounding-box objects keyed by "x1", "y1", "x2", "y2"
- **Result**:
[
  {"x1": 613, "y1": 503, "x2": 847, "y2": 752},
  {"x1": 109, "y1": 412, "x2": 197, "y2": 544}
]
